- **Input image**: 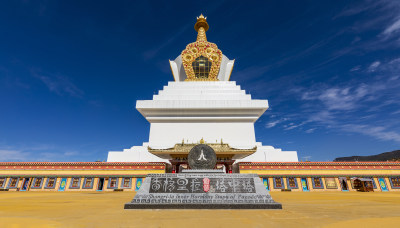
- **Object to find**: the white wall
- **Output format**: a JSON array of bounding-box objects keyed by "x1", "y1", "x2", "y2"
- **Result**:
[
  {"x1": 148, "y1": 122, "x2": 256, "y2": 149},
  {"x1": 235, "y1": 143, "x2": 299, "y2": 162},
  {"x1": 107, "y1": 143, "x2": 169, "y2": 163}
]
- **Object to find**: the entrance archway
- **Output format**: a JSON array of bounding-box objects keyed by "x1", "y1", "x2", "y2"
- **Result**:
[{"x1": 339, "y1": 177, "x2": 348, "y2": 191}]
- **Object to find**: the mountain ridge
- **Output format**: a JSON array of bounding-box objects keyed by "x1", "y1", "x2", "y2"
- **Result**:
[{"x1": 334, "y1": 150, "x2": 400, "y2": 162}]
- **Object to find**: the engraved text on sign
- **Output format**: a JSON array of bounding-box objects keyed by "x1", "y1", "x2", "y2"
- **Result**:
[{"x1": 149, "y1": 177, "x2": 255, "y2": 193}]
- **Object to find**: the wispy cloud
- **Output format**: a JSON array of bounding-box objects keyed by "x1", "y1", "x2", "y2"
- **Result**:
[
  {"x1": 342, "y1": 124, "x2": 400, "y2": 143},
  {"x1": 301, "y1": 85, "x2": 368, "y2": 111},
  {"x1": 350, "y1": 65, "x2": 361, "y2": 72},
  {"x1": 276, "y1": 56, "x2": 400, "y2": 143},
  {"x1": 142, "y1": 24, "x2": 190, "y2": 60},
  {"x1": 305, "y1": 128, "x2": 316, "y2": 133},
  {"x1": 284, "y1": 121, "x2": 307, "y2": 130},
  {"x1": 382, "y1": 17, "x2": 400, "y2": 36},
  {"x1": 31, "y1": 69, "x2": 84, "y2": 98},
  {"x1": 0, "y1": 150, "x2": 31, "y2": 161},
  {"x1": 308, "y1": 110, "x2": 334, "y2": 124},
  {"x1": 368, "y1": 61, "x2": 381, "y2": 72},
  {"x1": 233, "y1": 65, "x2": 271, "y2": 82},
  {"x1": 333, "y1": 0, "x2": 381, "y2": 19},
  {"x1": 0, "y1": 143, "x2": 83, "y2": 162},
  {"x1": 333, "y1": 0, "x2": 400, "y2": 51},
  {"x1": 63, "y1": 151, "x2": 79, "y2": 156},
  {"x1": 301, "y1": 156, "x2": 312, "y2": 161},
  {"x1": 265, "y1": 118, "x2": 288, "y2": 128}
]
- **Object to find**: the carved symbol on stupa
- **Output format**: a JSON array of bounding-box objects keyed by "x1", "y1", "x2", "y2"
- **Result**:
[{"x1": 197, "y1": 149, "x2": 207, "y2": 161}]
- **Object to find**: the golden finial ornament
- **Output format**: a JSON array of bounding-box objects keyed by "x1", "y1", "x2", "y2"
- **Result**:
[
  {"x1": 200, "y1": 137, "x2": 205, "y2": 144},
  {"x1": 181, "y1": 15, "x2": 223, "y2": 81},
  {"x1": 194, "y1": 14, "x2": 209, "y2": 42}
]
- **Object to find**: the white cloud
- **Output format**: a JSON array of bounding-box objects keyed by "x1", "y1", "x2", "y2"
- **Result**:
[
  {"x1": 31, "y1": 69, "x2": 84, "y2": 98},
  {"x1": 334, "y1": 1, "x2": 381, "y2": 18},
  {"x1": 301, "y1": 156, "x2": 312, "y2": 162},
  {"x1": 368, "y1": 61, "x2": 381, "y2": 72},
  {"x1": 265, "y1": 118, "x2": 287, "y2": 128},
  {"x1": 234, "y1": 65, "x2": 271, "y2": 81},
  {"x1": 0, "y1": 143, "x2": 83, "y2": 162},
  {"x1": 383, "y1": 17, "x2": 400, "y2": 36},
  {"x1": 0, "y1": 150, "x2": 31, "y2": 162},
  {"x1": 302, "y1": 85, "x2": 368, "y2": 111},
  {"x1": 284, "y1": 121, "x2": 306, "y2": 130},
  {"x1": 305, "y1": 128, "x2": 316, "y2": 133},
  {"x1": 143, "y1": 24, "x2": 189, "y2": 60},
  {"x1": 342, "y1": 124, "x2": 400, "y2": 143},
  {"x1": 391, "y1": 109, "x2": 400, "y2": 115},
  {"x1": 64, "y1": 151, "x2": 79, "y2": 156},
  {"x1": 308, "y1": 111, "x2": 334, "y2": 123},
  {"x1": 291, "y1": 57, "x2": 400, "y2": 142},
  {"x1": 350, "y1": 65, "x2": 361, "y2": 71}
]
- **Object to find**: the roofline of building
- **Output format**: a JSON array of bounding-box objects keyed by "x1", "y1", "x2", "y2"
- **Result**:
[
  {"x1": 0, "y1": 162, "x2": 166, "y2": 166},
  {"x1": 238, "y1": 161, "x2": 400, "y2": 166}
]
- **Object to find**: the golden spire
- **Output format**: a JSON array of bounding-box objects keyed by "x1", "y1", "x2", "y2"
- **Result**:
[
  {"x1": 194, "y1": 14, "x2": 209, "y2": 42},
  {"x1": 181, "y1": 15, "x2": 222, "y2": 81}
]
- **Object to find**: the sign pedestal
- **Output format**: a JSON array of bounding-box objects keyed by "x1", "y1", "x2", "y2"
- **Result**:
[{"x1": 124, "y1": 173, "x2": 282, "y2": 209}]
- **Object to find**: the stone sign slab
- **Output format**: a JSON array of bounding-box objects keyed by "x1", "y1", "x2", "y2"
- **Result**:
[{"x1": 124, "y1": 173, "x2": 282, "y2": 209}]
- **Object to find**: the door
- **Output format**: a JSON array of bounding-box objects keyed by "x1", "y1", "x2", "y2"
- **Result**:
[
  {"x1": 339, "y1": 177, "x2": 349, "y2": 191},
  {"x1": 301, "y1": 178, "x2": 309, "y2": 191},
  {"x1": 97, "y1": 178, "x2": 104, "y2": 191},
  {"x1": 58, "y1": 178, "x2": 67, "y2": 191},
  {"x1": 262, "y1": 178, "x2": 269, "y2": 190},
  {"x1": 135, "y1": 178, "x2": 143, "y2": 191},
  {"x1": 378, "y1": 178, "x2": 389, "y2": 192},
  {"x1": 20, "y1": 178, "x2": 30, "y2": 191}
]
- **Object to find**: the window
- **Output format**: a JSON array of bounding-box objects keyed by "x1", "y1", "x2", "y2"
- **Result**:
[
  {"x1": 350, "y1": 178, "x2": 373, "y2": 189},
  {"x1": 108, "y1": 177, "x2": 118, "y2": 189},
  {"x1": 351, "y1": 178, "x2": 362, "y2": 189},
  {"x1": 286, "y1": 177, "x2": 298, "y2": 189},
  {"x1": 69, "y1": 177, "x2": 81, "y2": 189},
  {"x1": 0, "y1": 177, "x2": 5, "y2": 188},
  {"x1": 31, "y1": 177, "x2": 43, "y2": 189},
  {"x1": 365, "y1": 177, "x2": 377, "y2": 189},
  {"x1": 83, "y1": 178, "x2": 94, "y2": 189},
  {"x1": 325, "y1": 177, "x2": 338, "y2": 189},
  {"x1": 45, "y1": 177, "x2": 56, "y2": 189},
  {"x1": 390, "y1": 177, "x2": 400, "y2": 189},
  {"x1": 274, "y1": 177, "x2": 285, "y2": 189},
  {"x1": 312, "y1": 177, "x2": 324, "y2": 189},
  {"x1": 192, "y1": 56, "x2": 212, "y2": 79},
  {"x1": 121, "y1": 177, "x2": 131, "y2": 188},
  {"x1": 7, "y1": 177, "x2": 19, "y2": 188}
]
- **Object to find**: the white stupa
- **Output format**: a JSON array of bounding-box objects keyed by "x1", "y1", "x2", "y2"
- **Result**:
[{"x1": 107, "y1": 15, "x2": 298, "y2": 165}]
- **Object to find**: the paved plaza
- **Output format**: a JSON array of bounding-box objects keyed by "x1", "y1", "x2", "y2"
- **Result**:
[{"x1": 1, "y1": 191, "x2": 400, "y2": 227}]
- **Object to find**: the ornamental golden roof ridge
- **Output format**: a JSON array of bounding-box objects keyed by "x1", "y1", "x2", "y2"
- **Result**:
[{"x1": 148, "y1": 142, "x2": 257, "y2": 153}]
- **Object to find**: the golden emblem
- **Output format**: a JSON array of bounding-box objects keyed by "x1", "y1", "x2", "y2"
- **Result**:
[{"x1": 181, "y1": 14, "x2": 222, "y2": 81}]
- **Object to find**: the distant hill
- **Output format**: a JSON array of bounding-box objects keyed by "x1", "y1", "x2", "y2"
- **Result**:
[{"x1": 334, "y1": 150, "x2": 400, "y2": 162}]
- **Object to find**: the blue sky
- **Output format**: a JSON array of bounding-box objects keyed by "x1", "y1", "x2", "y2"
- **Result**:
[{"x1": 1, "y1": 0, "x2": 400, "y2": 162}]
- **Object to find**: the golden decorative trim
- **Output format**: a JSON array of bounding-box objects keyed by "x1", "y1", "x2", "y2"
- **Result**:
[
  {"x1": 182, "y1": 15, "x2": 222, "y2": 81},
  {"x1": 148, "y1": 143, "x2": 256, "y2": 160}
]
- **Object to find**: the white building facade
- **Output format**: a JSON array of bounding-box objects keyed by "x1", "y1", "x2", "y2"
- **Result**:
[{"x1": 107, "y1": 15, "x2": 298, "y2": 165}]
